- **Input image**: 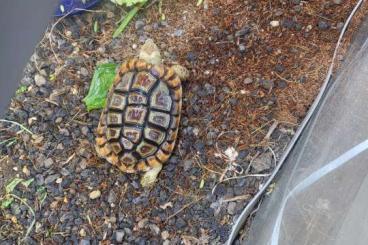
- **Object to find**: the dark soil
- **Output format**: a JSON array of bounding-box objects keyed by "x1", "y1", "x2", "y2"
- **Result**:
[{"x1": 0, "y1": 0, "x2": 366, "y2": 244}]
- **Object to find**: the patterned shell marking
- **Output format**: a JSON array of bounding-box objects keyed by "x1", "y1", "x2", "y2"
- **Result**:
[{"x1": 95, "y1": 59, "x2": 182, "y2": 173}]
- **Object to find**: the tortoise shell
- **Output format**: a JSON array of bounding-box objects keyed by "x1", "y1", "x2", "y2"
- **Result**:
[{"x1": 95, "y1": 59, "x2": 182, "y2": 173}]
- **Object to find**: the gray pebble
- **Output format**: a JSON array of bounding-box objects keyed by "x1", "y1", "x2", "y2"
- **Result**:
[
  {"x1": 318, "y1": 21, "x2": 330, "y2": 30},
  {"x1": 79, "y1": 239, "x2": 91, "y2": 245},
  {"x1": 243, "y1": 78, "x2": 253, "y2": 84},
  {"x1": 277, "y1": 80, "x2": 287, "y2": 89},
  {"x1": 252, "y1": 152, "x2": 273, "y2": 172},
  {"x1": 44, "y1": 158, "x2": 54, "y2": 168},
  {"x1": 259, "y1": 79, "x2": 274, "y2": 90},
  {"x1": 35, "y1": 174, "x2": 45, "y2": 185},
  {"x1": 115, "y1": 230, "x2": 125, "y2": 242},
  {"x1": 34, "y1": 74, "x2": 46, "y2": 87},
  {"x1": 135, "y1": 20, "x2": 145, "y2": 30},
  {"x1": 235, "y1": 26, "x2": 251, "y2": 37},
  {"x1": 227, "y1": 202, "x2": 237, "y2": 215},
  {"x1": 81, "y1": 126, "x2": 89, "y2": 136},
  {"x1": 45, "y1": 174, "x2": 60, "y2": 184},
  {"x1": 175, "y1": 218, "x2": 187, "y2": 229},
  {"x1": 238, "y1": 44, "x2": 247, "y2": 53},
  {"x1": 229, "y1": 98, "x2": 238, "y2": 106},
  {"x1": 204, "y1": 83, "x2": 216, "y2": 95},
  {"x1": 186, "y1": 52, "x2": 197, "y2": 62},
  {"x1": 274, "y1": 64, "x2": 285, "y2": 73},
  {"x1": 183, "y1": 160, "x2": 193, "y2": 171},
  {"x1": 80, "y1": 67, "x2": 89, "y2": 77},
  {"x1": 108, "y1": 190, "x2": 117, "y2": 204},
  {"x1": 173, "y1": 29, "x2": 184, "y2": 37}
]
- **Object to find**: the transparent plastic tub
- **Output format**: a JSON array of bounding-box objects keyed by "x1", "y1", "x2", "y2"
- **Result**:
[{"x1": 244, "y1": 13, "x2": 368, "y2": 245}]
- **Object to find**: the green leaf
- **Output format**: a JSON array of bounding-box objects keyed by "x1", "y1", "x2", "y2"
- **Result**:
[
  {"x1": 5, "y1": 178, "x2": 24, "y2": 194},
  {"x1": 21, "y1": 178, "x2": 34, "y2": 188},
  {"x1": 83, "y1": 63, "x2": 118, "y2": 111},
  {"x1": 1, "y1": 197, "x2": 14, "y2": 209},
  {"x1": 36, "y1": 187, "x2": 47, "y2": 206},
  {"x1": 111, "y1": 0, "x2": 146, "y2": 7},
  {"x1": 93, "y1": 20, "x2": 99, "y2": 33},
  {"x1": 16, "y1": 85, "x2": 27, "y2": 95},
  {"x1": 112, "y1": 2, "x2": 146, "y2": 38}
]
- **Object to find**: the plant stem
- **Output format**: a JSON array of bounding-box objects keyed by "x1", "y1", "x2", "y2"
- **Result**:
[{"x1": 112, "y1": 2, "x2": 147, "y2": 38}]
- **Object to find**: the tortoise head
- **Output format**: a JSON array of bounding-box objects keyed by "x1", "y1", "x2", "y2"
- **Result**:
[{"x1": 139, "y1": 39, "x2": 162, "y2": 65}]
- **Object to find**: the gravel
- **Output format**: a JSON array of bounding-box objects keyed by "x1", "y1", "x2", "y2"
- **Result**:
[{"x1": 0, "y1": 1, "x2": 349, "y2": 244}]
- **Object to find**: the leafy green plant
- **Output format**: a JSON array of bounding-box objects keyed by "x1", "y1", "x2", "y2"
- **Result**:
[
  {"x1": 1, "y1": 177, "x2": 34, "y2": 209},
  {"x1": 83, "y1": 63, "x2": 118, "y2": 111},
  {"x1": 111, "y1": 0, "x2": 147, "y2": 6},
  {"x1": 112, "y1": 0, "x2": 148, "y2": 38}
]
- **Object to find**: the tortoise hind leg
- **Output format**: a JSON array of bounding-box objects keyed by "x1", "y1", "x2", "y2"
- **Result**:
[{"x1": 140, "y1": 163, "x2": 163, "y2": 187}]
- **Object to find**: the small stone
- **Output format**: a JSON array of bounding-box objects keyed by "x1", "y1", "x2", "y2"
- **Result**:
[
  {"x1": 138, "y1": 218, "x2": 149, "y2": 229},
  {"x1": 270, "y1": 20, "x2": 280, "y2": 27},
  {"x1": 235, "y1": 26, "x2": 251, "y2": 37},
  {"x1": 108, "y1": 190, "x2": 117, "y2": 204},
  {"x1": 79, "y1": 239, "x2": 90, "y2": 245},
  {"x1": 80, "y1": 228, "x2": 86, "y2": 237},
  {"x1": 227, "y1": 202, "x2": 237, "y2": 215},
  {"x1": 80, "y1": 67, "x2": 89, "y2": 77},
  {"x1": 204, "y1": 83, "x2": 216, "y2": 95},
  {"x1": 175, "y1": 218, "x2": 187, "y2": 229},
  {"x1": 237, "y1": 150, "x2": 249, "y2": 161},
  {"x1": 336, "y1": 22, "x2": 344, "y2": 30},
  {"x1": 186, "y1": 52, "x2": 197, "y2": 62},
  {"x1": 183, "y1": 160, "x2": 193, "y2": 171},
  {"x1": 173, "y1": 29, "x2": 184, "y2": 37},
  {"x1": 252, "y1": 152, "x2": 273, "y2": 172},
  {"x1": 59, "y1": 128, "x2": 70, "y2": 136},
  {"x1": 333, "y1": 0, "x2": 342, "y2": 4},
  {"x1": 283, "y1": 19, "x2": 295, "y2": 29},
  {"x1": 22, "y1": 166, "x2": 30, "y2": 176},
  {"x1": 149, "y1": 224, "x2": 160, "y2": 235},
  {"x1": 243, "y1": 78, "x2": 253, "y2": 84},
  {"x1": 56, "y1": 178, "x2": 63, "y2": 184},
  {"x1": 274, "y1": 64, "x2": 285, "y2": 73},
  {"x1": 55, "y1": 117, "x2": 62, "y2": 124},
  {"x1": 81, "y1": 126, "x2": 89, "y2": 136},
  {"x1": 318, "y1": 21, "x2": 330, "y2": 30},
  {"x1": 135, "y1": 20, "x2": 145, "y2": 30},
  {"x1": 110, "y1": 216, "x2": 117, "y2": 223},
  {"x1": 259, "y1": 79, "x2": 274, "y2": 90},
  {"x1": 238, "y1": 44, "x2": 246, "y2": 53},
  {"x1": 89, "y1": 190, "x2": 101, "y2": 199},
  {"x1": 34, "y1": 74, "x2": 46, "y2": 86},
  {"x1": 115, "y1": 230, "x2": 125, "y2": 242},
  {"x1": 229, "y1": 98, "x2": 238, "y2": 106},
  {"x1": 161, "y1": 231, "x2": 170, "y2": 240},
  {"x1": 97, "y1": 46, "x2": 106, "y2": 53},
  {"x1": 44, "y1": 158, "x2": 54, "y2": 168},
  {"x1": 11, "y1": 203, "x2": 21, "y2": 215},
  {"x1": 277, "y1": 80, "x2": 287, "y2": 89},
  {"x1": 45, "y1": 174, "x2": 60, "y2": 184}
]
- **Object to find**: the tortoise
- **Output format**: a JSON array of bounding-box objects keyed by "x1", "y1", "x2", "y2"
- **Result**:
[{"x1": 95, "y1": 39, "x2": 189, "y2": 187}]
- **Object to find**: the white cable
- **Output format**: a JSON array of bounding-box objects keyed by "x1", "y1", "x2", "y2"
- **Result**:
[{"x1": 226, "y1": 0, "x2": 365, "y2": 244}]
